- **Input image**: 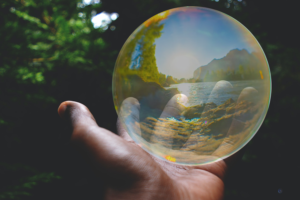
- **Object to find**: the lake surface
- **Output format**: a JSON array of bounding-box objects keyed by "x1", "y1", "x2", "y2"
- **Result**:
[{"x1": 165, "y1": 80, "x2": 267, "y2": 107}]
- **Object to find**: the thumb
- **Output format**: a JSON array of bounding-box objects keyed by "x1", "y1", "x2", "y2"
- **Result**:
[
  {"x1": 58, "y1": 101, "x2": 98, "y2": 138},
  {"x1": 58, "y1": 101, "x2": 158, "y2": 186}
]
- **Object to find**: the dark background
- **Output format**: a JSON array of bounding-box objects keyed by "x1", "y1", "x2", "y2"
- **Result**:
[{"x1": 0, "y1": 0, "x2": 299, "y2": 199}]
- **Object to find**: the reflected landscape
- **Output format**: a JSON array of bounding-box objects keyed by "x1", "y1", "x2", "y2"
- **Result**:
[{"x1": 113, "y1": 7, "x2": 271, "y2": 165}]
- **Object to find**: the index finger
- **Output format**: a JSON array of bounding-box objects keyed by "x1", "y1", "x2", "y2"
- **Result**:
[{"x1": 117, "y1": 97, "x2": 141, "y2": 143}]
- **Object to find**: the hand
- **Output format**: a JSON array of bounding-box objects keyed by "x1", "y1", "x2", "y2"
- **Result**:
[
  {"x1": 58, "y1": 99, "x2": 243, "y2": 200},
  {"x1": 58, "y1": 80, "x2": 256, "y2": 200}
]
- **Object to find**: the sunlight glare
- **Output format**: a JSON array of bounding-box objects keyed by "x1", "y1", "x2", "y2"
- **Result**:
[{"x1": 169, "y1": 54, "x2": 200, "y2": 79}]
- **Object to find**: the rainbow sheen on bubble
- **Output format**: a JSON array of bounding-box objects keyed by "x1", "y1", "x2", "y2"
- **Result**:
[{"x1": 112, "y1": 7, "x2": 271, "y2": 165}]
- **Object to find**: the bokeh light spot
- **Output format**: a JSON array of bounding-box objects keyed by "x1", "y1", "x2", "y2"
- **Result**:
[
  {"x1": 91, "y1": 12, "x2": 119, "y2": 29},
  {"x1": 110, "y1": 25, "x2": 116, "y2": 31},
  {"x1": 110, "y1": 13, "x2": 119, "y2": 21}
]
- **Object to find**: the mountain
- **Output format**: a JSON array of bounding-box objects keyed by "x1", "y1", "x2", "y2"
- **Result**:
[{"x1": 193, "y1": 49, "x2": 262, "y2": 81}]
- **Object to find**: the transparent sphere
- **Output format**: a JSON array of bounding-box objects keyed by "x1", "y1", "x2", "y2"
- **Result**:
[{"x1": 112, "y1": 7, "x2": 271, "y2": 165}]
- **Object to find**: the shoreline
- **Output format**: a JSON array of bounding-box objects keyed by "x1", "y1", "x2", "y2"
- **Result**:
[{"x1": 138, "y1": 97, "x2": 261, "y2": 158}]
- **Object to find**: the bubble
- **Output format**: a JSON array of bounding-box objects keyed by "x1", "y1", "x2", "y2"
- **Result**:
[
  {"x1": 78, "y1": 12, "x2": 84, "y2": 18},
  {"x1": 10, "y1": 7, "x2": 16, "y2": 12},
  {"x1": 110, "y1": 25, "x2": 116, "y2": 31},
  {"x1": 112, "y1": 7, "x2": 271, "y2": 165}
]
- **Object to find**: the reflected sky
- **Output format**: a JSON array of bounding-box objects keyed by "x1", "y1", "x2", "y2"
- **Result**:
[{"x1": 155, "y1": 8, "x2": 256, "y2": 79}]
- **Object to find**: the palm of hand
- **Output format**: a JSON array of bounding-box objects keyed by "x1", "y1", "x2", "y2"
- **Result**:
[
  {"x1": 115, "y1": 93, "x2": 228, "y2": 200},
  {"x1": 58, "y1": 81, "x2": 255, "y2": 199},
  {"x1": 58, "y1": 99, "x2": 235, "y2": 200},
  {"x1": 117, "y1": 119, "x2": 227, "y2": 200}
]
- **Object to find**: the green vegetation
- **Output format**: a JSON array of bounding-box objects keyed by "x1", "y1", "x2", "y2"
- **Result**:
[
  {"x1": 115, "y1": 19, "x2": 164, "y2": 85},
  {"x1": 158, "y1": 74, "x2": 178, "y2": 86},
  {"x1": 161, "y1": 65, "x2": 261, "y2": 85},
  {"x1": 202, "y1": 65, "x2": 261, "y2": 82}
]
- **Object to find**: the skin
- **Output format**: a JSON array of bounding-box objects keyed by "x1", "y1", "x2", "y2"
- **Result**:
[{"x1": 58, "y1": 100, "x2": 243, "y2": 200}]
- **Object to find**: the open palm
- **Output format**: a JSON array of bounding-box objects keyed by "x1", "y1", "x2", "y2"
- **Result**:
[{"x1": 58, "y1": 97, "x2": 243, "y2": 200}]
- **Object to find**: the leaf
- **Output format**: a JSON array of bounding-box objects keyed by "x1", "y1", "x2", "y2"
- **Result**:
[
  {"x1": 14, "y1": 10, "x2": 48, "y2": 30},
  {"x1": 28, "y1": 42, "x2": 52, "y2": 51}
]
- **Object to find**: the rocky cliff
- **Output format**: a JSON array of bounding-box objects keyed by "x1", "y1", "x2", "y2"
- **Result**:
[{"x1": 193, "y1": 49, "x2": 262, "y2": 81}]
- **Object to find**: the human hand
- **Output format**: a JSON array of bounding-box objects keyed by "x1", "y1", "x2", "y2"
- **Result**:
[
  {"x1": 58, "y1": 111, "x2": 235, "y2": 199},
  {"x1": 58, "y1": 80, "x2": 254, "y2": 200}
]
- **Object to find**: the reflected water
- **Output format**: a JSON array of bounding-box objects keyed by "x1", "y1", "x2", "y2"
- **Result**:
[{"x1": 166, "y1": 80, "x2": 266, "y2": 107}]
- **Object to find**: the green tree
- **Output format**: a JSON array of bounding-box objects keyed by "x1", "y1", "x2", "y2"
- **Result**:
[
  {"x1": 159, "y1": 73, "x2": 167, "y2": 86},
  {"x1": 166, "y1": 75, "x2": 177, "y2": 85},
  {"x1": 238, "y1": 65, "x2": 245, "y2": 79},
  {"x1": 115, "y1": 17, "x2": 165, "y2": 84},
  {"x1": 204, "y1": 70, "x2": 210, "y2": 82}
]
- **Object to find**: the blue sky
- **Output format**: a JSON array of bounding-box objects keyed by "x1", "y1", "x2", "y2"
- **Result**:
[{"x1": 154, "y1": 8, "x2": 257, "y2": 79}]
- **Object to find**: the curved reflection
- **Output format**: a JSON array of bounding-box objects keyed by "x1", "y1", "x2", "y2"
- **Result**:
[{"x1": 113, "y1": 7, "x2": 271, "y2": 165}]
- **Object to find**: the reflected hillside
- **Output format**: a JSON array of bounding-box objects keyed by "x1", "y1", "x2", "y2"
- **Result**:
[
  {"x1": 193, "y1": 49, "x2": 264, "y2": 82},
  {"x1": 161, "y1": 49, "x2": 266, "y2": 85}
]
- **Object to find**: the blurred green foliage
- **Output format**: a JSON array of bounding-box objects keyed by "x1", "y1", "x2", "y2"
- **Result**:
[
  {"x1": 0, "y1": 162, "x2": 61, "y2": 200},
  {"x1": 0, "y1": 0, "x2": 299, "y2": 199}
]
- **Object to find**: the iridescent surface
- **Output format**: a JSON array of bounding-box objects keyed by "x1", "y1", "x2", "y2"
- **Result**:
[{"x1": 112, "y1": 7, "x2": 271, "y2": 165}]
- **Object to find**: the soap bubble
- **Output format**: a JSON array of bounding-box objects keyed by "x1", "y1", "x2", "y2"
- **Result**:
[{"x1": 112, "y1": 7, "x2": 271, "y2": 165}]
